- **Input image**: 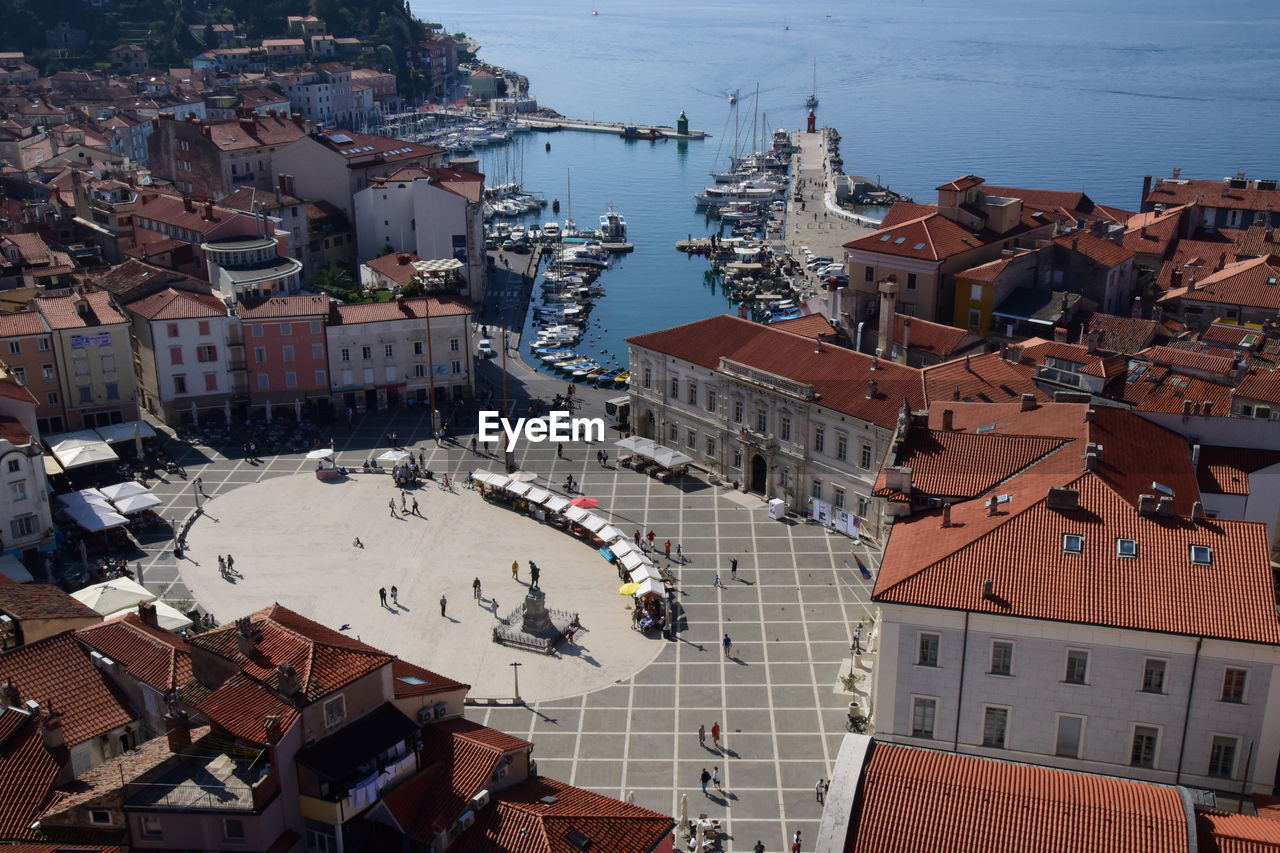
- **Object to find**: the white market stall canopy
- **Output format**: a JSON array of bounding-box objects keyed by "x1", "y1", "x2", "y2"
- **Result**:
[
  {"x1": 610, "y1": 539, "x2": 638, "y2": 558},
  {"x1": 57, "y1": 488, "x2": 113, "y2": 510},
  {"x1": 112, "y1": 492, "x2": 163, "y2": 514},
  {"x1": 542, "y1": 495, "x2": 570, "y2": 513},
  {"x1": 71, "y1": 577, "x2": 155, "y2": 614},
  {"x1": 525, "y1": 487, "x2": 552, "y2": 504},
  {"x1": 652, "y1": 447, "x2": 694, "y2": 469},
  {"x1": 629, "y1": 564, "x2": 663, "y2": 583},
  {"x1": 63, "y1": 503, "x2": 130, "y2": 531},
  {"x1": 598, "y1": 525, "x2": 626, "y2": 543},
  {"x1": 377, "y1": 450, "x2": 411, "y2": 464},
  {"x1": 564, "y1": 505, "x2": 591, "y2": 524},
  {"x1": 48, "y1": 432, "x2": 119, "y2": 469},
  {"x1": 614, "y1": 436, "x2": 659, "y2": 457},
  {"x1": 506, "y1": 481, "x2": 535, "y2": 498},
  {"x1": 0, "y1": 553, "x2": 34, "y2": 583},
  {"x1": 580, "y1": 514, "x2": 609, "y2": 534},
  {"x1": 472, "y1": 470, "x2": 512, "y2": 490},
  {"x1": 93, "y1": 420, "x2": 156, "y2": 443},
  {"x1": 103, "y1": 599, "x2": 192, "y2": 631},
  {"x1": 411, "y1": 258, "x2": 464, "y2": 275},
  {"x1": 99, "y1": 482, "x2": 150, "y2": 501},
  {"x1": 633, "y1": 578, "x2": 665, "y2": 599},
  {"x1": 619, "y1": 550, "x2": 647, "y2": 571}
]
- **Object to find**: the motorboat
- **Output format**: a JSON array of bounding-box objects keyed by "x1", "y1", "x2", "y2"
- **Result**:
[
  {"x1": 598, "y1": 203, "x2": 627, "y2": 242},
  {"x1": 542, "y1": 221, "x2": 561, "y2": 241},
  {"x1": 613, "y1": 371, "x2": 631, "y2": 388}
]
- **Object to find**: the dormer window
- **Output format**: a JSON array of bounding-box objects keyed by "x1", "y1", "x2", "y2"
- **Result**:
[
  {"x1": 1116, "y1": 539, "x2": 1138, "y2": 558},
  {"x1": 1190, "y1": 545, "x2": 1213, "y2": 565},
  {"x1": 1062, "y1": 534, "x2": 1083, "y2": 554}
]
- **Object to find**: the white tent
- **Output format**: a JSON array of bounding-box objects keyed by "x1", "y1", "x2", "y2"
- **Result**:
[
  {"x1": 614, "y1": 436, "x2": 659, "y2": 458},
  {"x1": 377, "y1": 449, "x2": 410, "y2": 463},
  {"x1": 609, "y1": 538, "x2": 638, "y2": 558},
  {"x1": 619, "y1": 550, "x2": 648, "y2": 571},
  {"x1": 542, "y1": 495, "x2": 570, "y2": 513},
  {"x1": 305, "y1": 448, "x2": 334, "y2": 460},
  {"x1": 57, "y1": 488, "x2": 113, "y2": 509},
  {"x1": 99, "y1": 482, "x2": 150, "y2": 501},
  {"x1": 652, "y1": 446, "x2": 694, "y2": 469},
  {"x1": 94, "y1": 421, "x2": 156, "y2": 443},
  {"x1": 112, "y1": 492, "x2": 163, "y2": 514},
  {"x1": 525, "y1": 487, "x2": 552, "y2": 504},
  {"x1": 64, "y1": 503, "x2": 130, "y2": 531},
  {"x1": 633, "y1": 578, "x2": 665, "y2": 599},
  {"x1": 506, "y1": 481, "x2": 534, "y2": 498},
  {"x1": 598, "y1": 525, "x2": 626, "y2": 543},
  {"x1": 580, "y1": 514, "x2": 609, "y2": 534},
  {"x1": 102, "y1": 599, "x2": 192, "y2": 631},
  {"x1": 564, "y1": 505, "x2": 591, "y2": 524},
  {"x1": 629, "y1": 564, "x2": 663, "y2": 583},
  {"x1": 49, "y1": 433, "x2": 118, "y2": 469},
  {"x1": 0, "y1": 553, "x2": 34, "y2": 583},
  {"x1": 71, "y1": 577, "x2": 156, "y2": 614}
]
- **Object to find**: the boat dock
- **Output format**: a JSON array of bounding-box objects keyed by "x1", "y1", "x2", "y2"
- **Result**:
[{"x1": 522, "y1": 117, "x2": 709, "y2": 140}]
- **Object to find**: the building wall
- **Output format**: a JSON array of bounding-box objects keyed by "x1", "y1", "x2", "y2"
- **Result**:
[
  {"x1": 873, "y1": 604, "x2": 1280, "y2": 794},
  {"x1": 133, "y1": 314, "x2": 236, "y2": 422},
  {"x1": 275, "y1": 137, "x2": 351, "y2": 219},
  {"x1": 128, "y1": 791, "x2": 288, "y2": 851},
  {"x1": 245, "y1": 315, "x2": 329, "y2": 404},
  {"x1": 354, "y1": 181, "x2": 414, "y2": 262},
  {"x1": 48, "y1": 320, "x2": 137, "y2": 430},
  {"x1": 0, "y1": 329, "x2": 65, "y2": 433},
  {"x1": 0, "y1": 436, "x2": 53, "y2": 554}
]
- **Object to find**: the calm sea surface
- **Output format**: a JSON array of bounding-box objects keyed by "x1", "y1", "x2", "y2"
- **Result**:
[{"x1": 416, "y1": 0, "x2": 1280, "y2": 368}]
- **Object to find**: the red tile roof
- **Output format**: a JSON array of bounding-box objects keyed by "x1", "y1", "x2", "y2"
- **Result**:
[
  {"x1": 189, "y1": 603, "x2": 392, "y2": 703},
  {"x1": 878, "y1": 201, "x2": 937, "y2": 228},
  {"x1": 238, "y1": 293, "x2": 330, "y2": 319},
  {"x1": 844, "y1": 212, "x2": 1002, "y2": 261},
  {"x1": 882, "y1": 313, "x2": 978, "y2": 358},
  {"x1": 1197, "y1": 809, "x2": 1280, "y2": 853},
  {"x1": 1054, "y1": 231, "x2": 1136, "y2": 268},
  {"x1": 0, "y1": 585, "x2": 99, "y2": 622},
  {"x1": 332, "y1": 293, "x2": 475, "y2": 324},
  {"x1": 1124, "y1": 205, "x2": 1189, "y2": 258},
  {"x1": 955, "y1": 256, "x2": 1010, "y2": 283},
  {"x1": 362, "y1": 252, "x2": 431, "y2": 288},
  {"x1": 883, "y1": 430, "x2": 1068, "y2": 499},
  {"x1": 874, "y1": 402, "x2": 1279, "y2": 643},
  {"x1": 849, "y1": 742, "x2": 1189, "y2": 853},
  {"x1": 453, "y1": 776, "x2": 672, "y2": 853},
  {"x1": 1218, "y1": 224, "x2": 1280, "y2": 259},
  {"x1": 920, "y1": 352, "x2": 1044, "y2": 405},
  {"x1": 1159, "y1": 255, "x2": 1280, "y2": 311},
  {"x1": 936, "y1": 175, "x2": 985, "y2": 192},
  {"x1": 391, "y1": 659, "x2": 468, "y2": 698},
  {"x1": 1085, "y1": 314, "x2": 1158, "y2": 354},
  {"x1": 984, "y1": 184, "x2": 1133, "y2": 226},
  {"x1": 1200, "y1": 323, "x2": 1263, "y2": 349},
  {"x1": 1138, "y1": 345, "x2": 1238, "y2": 376},
  {"x1": 133, "y1": 192, "x2": 245, "y2": 236},
  {"x1": 374, "y1": 166, "x2": 485, "y2": 203},
  {"x1": 33, "y1": 292, "x2": 127, "y2": 330},
  {"x1": 0, "y1": 631, "x2": 134, "y2": 746},
  {"x1": 768, "y1": 313, "x2": 836, "y2": 339},
  {"x1": 0, "y1": 708, "x2": 67, "y2": 841},
  {"x1": 1197, "y1": 447, "x2": 1280, "y2": 496},
  {"x1": 1118, "y1": 366, "x2": 1234, "y2": 416},
  {"x1": 1146, "y1": 177, "x2": 1280, "y2": 213},
  {"x1": 126, "y1": 287, "x2": 225, "y2": 321},
  {"x1": 198, "y1": 672, "x2": 299, "y2": 743},
  {"x1": 627, "y1": 315, "x2": 925, "y2": 430},
  {"x1": 0, "y1": 415, "x2": 32, "y2": 444},
  {"x1": 312, "y1": 129, "x2": 442, "y2": 167},
  {"x1": 76, "y1": 613, "x2": 192, "y2": 693},
  {"x1": 1235, "y1": 368, "x2": 1280, "y2": 405}
]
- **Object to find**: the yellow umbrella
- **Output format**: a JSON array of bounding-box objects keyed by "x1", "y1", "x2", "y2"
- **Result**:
[{"x1": 618, "y1": 582, "x2": 642, "y2": 596}]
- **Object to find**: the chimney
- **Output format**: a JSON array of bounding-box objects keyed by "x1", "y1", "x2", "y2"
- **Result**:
[
  {"x1": 1046, "y1": 487, "x2": 1079, "y2": 511},
  {"x1": 165, "y1": 709, "x2": 191, "y2": 753},
  {"x1": 1156, "y1": 495, "x2": 1174, "y2": 516},
  {"x1": 40, "y1": 702, "x2": 66, "y2": 751},
  {"x1": 203, "y1": 201, "x2": 214, "y2": 220},
  {"x1": 941, "y1": 503, "x2": 952, "y2": 528},
  {"x1": 1201, "y1": 400, "x2": 1213, "y2": 417},
  {"x1": 1020, "y1": 393, "x2": 1036, "y2": 411},
  {"x1": 883, "y1": 465, "x2": 912, "y2": 494},
  {"x1": 964, "y1": 354, "x2": 972, "y2": 372},
  {"x1": 814, "y1": 337, "x2": 823, "y2": 354},
  {"x1": 235, "y1": 617, "x2": 256, "y2": 657},
  {"x1": 951, "y1": 388, "x2": 961, "y2": 401},
  {"x1": 941, "y1": 408, "x2": 954, "y2": 430},
  {"x1": 283, "y1": 174, "x2": 296, "y2": 196},
  {"x1": 1083, "y1": 451, "x2": 1098, "y2": 470},
  {"x1": 865, "y1": 378, "x2": 878, "y2": 399},
  {"x1": 987, "y1": 498, "x2": 998, "y2": 517},
  {"x1": 275, "y1": 662, "x2": 300, "y2": 696},
  {"x1": 137, "y1": 600, "x2": 159, "y2": 629},
  {"x1": 1072, "y1": 236, "x2": 1079, "y2": 251},
  {"x1": 1191, "y1": 500, "x2": 1205, "y2": 524},
  {"x1": 397, "y1": 253, "x2": 411, "y2": 265},
  {"x1": 982, "y1": 578, "x2": 994, "y2": 600},
  {"x1": 263, "y1": 714, "x2": 283, "y2": 744},
  {"x1": 1083, "y1": 408, "x2": 1095, "y2": 422},
  {"x1": 1138, "y1": 493, "x2": 1157, "y2": 516},
  {"x1": 239, "y1": 117, "x2": 254, "y2": 135},
  {"x1": 1183, "y1": 399, "x2": 1194, "y2": 418},
  {"x1": 899, "y1": 317, "x2": 911, "y2": 363},
  {"x1": 291, "y1": 112, "x2": 304, "y2": 129},
  {"x1": 0, "y1": 680, "x2": 19, "y2": 708},
  {"x1": 1085, "y1": 331, "x2": 1099, "y2": 354},
  {"x1": 1171, "y1": 268, "x2": 1183, "y2": 289},
  {"x1": 1054, "y1": 327, "x2": 1069, "y2": 343},
  {"x1": 182, "y1": 195, "x2": 194, "y2": 213},
  {"x1": 1007, "y1": 344, "x2": 1024, "y2": 363}
]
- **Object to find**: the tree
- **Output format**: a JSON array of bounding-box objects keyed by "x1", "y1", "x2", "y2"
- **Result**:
[
  {"x1": 377, "y1": 243, "x2": 396, "y2": 257},
  {"x1": 313, "y1": 265, "x2": 356, "y2": 299}
]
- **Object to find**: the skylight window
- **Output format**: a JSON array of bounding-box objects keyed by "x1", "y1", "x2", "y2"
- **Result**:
[
  {"x1": 1151, "y1": 481, "x2": 1175, "y2": 497},
  {"x1": 329, "y1": 133, "x2": 352, "y2": 143},
  {"x1": 1116, "y1": 538, "x2": 1138, "y2": 558},
  {"x1": 912, "y1": 242, "x2": 927, "y2": 250},
  {"x1": 1190, "y1": 544, "x2": 1212, "y2": 565},
  {"x1": 894, "y1": 236, "x2": 907, "y2": 244},
  {"x1": 976, "y1": 424, "x2": 996, "y2": 433},
  {"x1": 879, "y1": 234, "x2": 892, "y2": 242},
  {"x1": 396, "y1": 675, "x2": 428, "y2": 685},
  {"x1": 1063, "y1": 534, "x2": 1083, "y2": 554}
]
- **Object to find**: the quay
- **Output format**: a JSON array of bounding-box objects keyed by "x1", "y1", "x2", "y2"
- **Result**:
[{"x1": 522, "y1": 116, "x2": 709, "y2": 139}]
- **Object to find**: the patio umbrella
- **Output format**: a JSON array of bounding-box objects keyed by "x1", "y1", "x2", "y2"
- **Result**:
[
  {"x1": 305, "y1": 448, "x2": 334, "y2": 460},
  {"x1": 112, "y1": 492, "x2": 163, "y2": 514},
  {"x1": 189, "y1": 401, "x2": 197, "y2": 424},
  {"x1": 71, "y1": 577, "x2": 156, "y2": 614},
  {"x1": 265, "y1": 399, "x2": 272, "y2": 421},
  {"x1": 377, "y1": 449, "x2": 410, "y2": 463},
  {"x1": 294, "y1": 398, "x2": 302, "y2": 421},
  {"x1": 569, "y1": 496, "x2": 599, "y2": 508},
  {"x1": 224, "y1": 399, "x2": 232, "y2": 425},
  {"x1": 618, "y1": 582, "x2": 642, "y2": 596},
  {"x1": 102, "y1": 599, "x2": 193, "y2": 631},
  {"x1": 100, "y1": 481, "x2": 149, "y2": 501}
]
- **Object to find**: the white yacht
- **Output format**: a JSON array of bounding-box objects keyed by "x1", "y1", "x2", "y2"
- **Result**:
[
  {"x1": 598, "y1": 204, "x2": 627, "y2": 243},
  {"x1": 542, "y1": 221, "x2": 562, "y2": 241}
]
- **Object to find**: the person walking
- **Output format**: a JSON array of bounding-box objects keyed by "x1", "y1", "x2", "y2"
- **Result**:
[
  {"x1": 226, "y1": 554, "x2": 235, "y2": 575},
  {"x1": 722, "y1": 633, "x2": 732, "y2": 656},
  {"x1": 378, "y1": 587, "x2": 387, "y2": 607},
  {"x1": 699, "y1": 768, "x2": 711, "y2": 797},
  {"x1": 439, "y1": 595, "x2": 447, "y2": 617},
  {"x1": 353, "y1": 537, "x2": 363, "y2": 548},
  {"x1": 556, "y1": 442, "x2": 564, "y2": 459},
  {"x1": 634, "y1": 529, "x2": 641, "y2": 545},
  {"x1": 412, "y1": 497, "x2": 420, "y2": 516},
  {"x1": 646, "y1": 529, "x2": 655, "y2": 545},
  {"x1": 711, "y1": 721, "x2": 721, "y2": 749},
  {"x1": 730, "y1": 557, "x2": 738, "y2": 580},
  {"x1": 195, "y1": 476, "x2": 205, "y2": 496},
  {"x1": 676, "y1": 542, "x2": 683, "y2": 562},
  {"x1": 664, "y1": 540, "x2": 672, "y2": 560},
  {"x1": 601, "y1": 449, "x2": 608, "y2": 466},
  {"x1": 390, "y1": 585, "x2": 399, "y2": 605},
  {"x1": 791, "y1": 830, "x2": 802, "y2": 853},
  {"x1": 389, "y1": 499, "x2": 398, "y2": 517},
  {"x1": 400, "y1": 495, "x2": 407, "y2": 514},
  {"x1": 712, "y1": 766, "x2": 722, "y2": 792},
  {"x1": 754, "y1": 842, "x2": 766, "y2": 853},
  {"x1": 714, "y1": 573, "x2": 726, "y2": 589},
  {"x1": 473, "y1": 577, "x2": 482, "y2": 601},
  {"x1": 218, "y1": 555, "x2": 226, "y2": 575},
  {"x1": 698, "y1": 723, "x2": 706, "y2": 748},
  {"x1": 815, "y1": 779, "x2": 825, "y2": 803}
]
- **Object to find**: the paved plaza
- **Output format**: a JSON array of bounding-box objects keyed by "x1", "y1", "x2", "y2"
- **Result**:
[{"x1": 130, "y1": 364, "x2": 880, "y2": 850}]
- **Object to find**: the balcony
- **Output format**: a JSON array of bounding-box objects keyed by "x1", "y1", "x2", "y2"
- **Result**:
[{"x1": 126, "y1": 754, "x2": 277, "y2": 812}]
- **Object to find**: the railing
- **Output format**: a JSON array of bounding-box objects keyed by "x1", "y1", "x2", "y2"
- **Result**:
[
  {"x1": 125, "y1": 780, "x2": 256, "y2": 811},
  {"x1": 719, "y1": 358, "x2": 816, "y2": 400}
]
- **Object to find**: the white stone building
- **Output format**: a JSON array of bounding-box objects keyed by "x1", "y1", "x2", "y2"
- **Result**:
[
  {"x1": 0, "y1": 369, "x2": 54, "y2": 560},
  {"x1": 626, "y1": 315, "x2": 926, "y2": 540},
  {"x1": 870, "y1": 399, "x2": 1280, "y2": 795}
]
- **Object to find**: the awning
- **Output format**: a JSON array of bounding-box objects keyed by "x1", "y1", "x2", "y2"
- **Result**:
[
  {"x1": 614, "y1": 436, "x2": 659, "y2": 457},
  {"x1": 633, "y1": 578, "x2": 665, "y2": 598},
  {"x1": 564, "y1": 505, "x2": 590, "y2": 523},
  {"x1": 102, "y1": 599, "x2": 192, "y2": 630},
  {"x1": 57, "y1": 489, "x2": 114, "y2": 510},
  {"x1": 112, "y1": 492, "x2": 163, "y2": 514},
  {"x1": 94, "y1": 420, "x2": 156, "y2": 443},
  {"x1": 610, "y1": 539, "x2": 638, "y2": 558},
  {"x1": 410, "y1": 258, "x2": 464, "y2": 274},
  {"x1": 598, "y1": 525, "x2": 626, "y2": 543},
  {"x1": 579, "y1": 514, "x2": 609, "y2": 534},
  {"x1": 0, "y1": 553, "x2": 34, "y2": 583},
  {"x1": 42, "y1": 455, "x2": 63, "y2": 477},
  {"x1": 49, "y1": 433, "x2": 118, "y2": 469},
  {"x1": 71, "y1": 577, "x2": 156, "y2": 614},
  {"x1": 629, "y1": 564, "x2": 663, "y2": 583},
  {"x1": 652, "y1": 447, "x2": 694, "y2": 469},
  {"x1": 620, "y1": 551, "x2": 647, "y2": 571},
  {"x1": 99, "y1": 481, "x2": 150, "y2": 501},
  {"x1": 63, "y1": 503, "x2": 130, "y2": 531},
  {"x1": 542, "y1": 495, "x2": 570, "y2": 513},
  {"x1": 473, "y1": 470, "x2": 512, "y2": 490},
  {"x1": 525, "y1": 487, "x2": 552, "y2": 504},
  {"x1": 506, "y1": 481, "x2": 534, "y2": 498}
]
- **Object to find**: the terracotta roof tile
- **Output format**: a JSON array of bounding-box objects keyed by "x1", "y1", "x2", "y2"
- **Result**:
[
  {"x1": 1197, "y1": 446, "x2": 1280, "y2": 496},
  {"x1": 1118, "y1": 366, "x2": 1234, "y2": 416},
  {"x1": 984, "y1": 184, "x2": 1132, "y2": 225},
  {"x1": 189, "y1": 603, "x2": 392, "y2": 703},
  {"x1": 885, "y1": 430, "x2": 1069, "y2": 499},
  {"x1": 850, "y1": 742, "x2": 1189, "y2": 853},
  {"x1": 1085, "y1": 314, "x2": 1158, "y2": 354},
  {"x1": 1197, "y1": 809, "x2": 1280, "y2": 853},
  {"x1": 76, "y1": 613, "x2": 192, "y2": 693},
  {"x1": 125, "y1": 287, "x2": 225, "y2": 321},
  {"x1": 881, "y1": 314, "x2": 977, "y2": 357},
  {"x1": 1124, "y1": 205, "x2": 1189, "y2": 258},
  {"x1": 627, "y1": 315, "x2": 925, "y2": 430},
  {"x1": 133, "y1": 192, "x2": 245, "y2": 236},
  {"x1": 238, "y1": 294, "x2": 330, "y2": 319},
  {"x1": 0, "y1": 632, "x2": 134, "y2": 746},
  {"x1": 1138, "y1": 345, "x2": 1238, "y2": 376},
  {"x1": 768, "y1": 313, "x2": 835, "y2": 339},
  {"x1": 936, "y1": 175, "x2": 985, "y2": 192},
  {"x1": 0, "y1": 709, "x2": 66, "y2": 841},
  {"x1": 453, "y1": 776, "x2": 672, "y2": 853},
  {"x1": 920, "y1": 352, "x2": 1044, "y2": 405},
  {"x1": 1159, "y1": 255, "x2": 1280, "y2": 311},
  {"x1": 1218, "y1": 224, "x2": 1280, "y2": 259},
  {"x1": 0, "y1": 585, "x2": 99, "y2": 622},
  {"x1": 844, "y1": 212, "x2": 1013, "y2": 261},
  {"x1": 956, "y1": 256, "x2": 1011, "y2": 283},
  {"x1": 198, "y1": 672, "x2": 299, "y2": 743},
  {"x1": 332, "y1": 293, "x2": 475, "y2": 324},
  {"x1": 312, "y1": 129, "x2": 442, "y2": 167},
  {"x1": 197, "y1": 115, "x2": 306, "y2": 151},
  {"x1": 1235, "y1": 368, "x2": 1280, "y2": 405},
  {"x1": 1200, "y1": 323, "x2": 1263, "y2": 349},
  {"x1": 391, "y1": 659, "x2": 468, "y2": 698},
  {"x1": 33, "y1": 292, "x2": 127, "y2": 330},
  {"x1": 1146, "y1": 177, "x2": 1280, "y2": 213},
  {"x1": 878, "y1": 201, "x2": 937, "y2": 228},
  {"x1": 1054, "y1": 231, "x2": 1136, "y2": 268}
]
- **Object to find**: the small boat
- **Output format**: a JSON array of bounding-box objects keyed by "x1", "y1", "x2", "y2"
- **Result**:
[
  {"x1": 806, "y1": 58, "x2": 819, "y2": 109},
  {"x1": 728, "y1": 90, "x2": 738, "y2": 105},
  {"x1": 595, "y1": 370, "x2": 621, "y2": 387},
  {"x1": 613, "y1": 371, "x2": 631, "y2": 388},
  {"x1": 598, "y1": 203, "x2": 627, "y2": 243},
  {"x1": 571, "y1": 363, "x2": 601, "y2": 378},
  {"x1": 542, "y1": 221, "x2": 561, "y2": 241}
]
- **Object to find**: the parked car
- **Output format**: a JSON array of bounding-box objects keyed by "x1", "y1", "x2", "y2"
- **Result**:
[
  {"x1": 818, "y1": 263, "x2": 845, "y2": 277},
  {"x1": 806, "y1": 256, "x2": 834, "y2": 270},
  {"x1": 477, "y1": 339, "x2": 496, "y2": 359}
]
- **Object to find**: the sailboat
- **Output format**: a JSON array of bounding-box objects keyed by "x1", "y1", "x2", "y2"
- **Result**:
[
  {"x1": 562, "y1": 168, "x2": 577, "y2": 237},
  {"x1": 805, "y1": 58, "x2": 819, "y2": 109}
]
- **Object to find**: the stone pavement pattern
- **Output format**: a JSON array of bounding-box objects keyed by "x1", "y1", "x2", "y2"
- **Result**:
[{"x1": 133, "y1": 391, "x2": 880, "y2": 851}]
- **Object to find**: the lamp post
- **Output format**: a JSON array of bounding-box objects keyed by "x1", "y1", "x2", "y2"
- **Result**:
[{"x1": 509, "y1": 661, "x2": 522, "y2": 703}]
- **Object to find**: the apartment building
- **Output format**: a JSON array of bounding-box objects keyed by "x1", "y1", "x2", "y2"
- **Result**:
[{"x1": 33, "y1": 290, "x2": 138, "y2": 431}]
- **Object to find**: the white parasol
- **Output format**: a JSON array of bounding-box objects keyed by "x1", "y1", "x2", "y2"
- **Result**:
[
  {"x1": 377, "y1": 449, "x2": 410, "y2": 463},
  {"x1": 305, "y1": 448, "x2": 334, "y2": 460},
  {"x1": 294, "y1": 398, "x2": 302, "y2": 421}
]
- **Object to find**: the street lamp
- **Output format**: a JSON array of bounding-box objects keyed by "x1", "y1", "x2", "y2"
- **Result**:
[{"x1": 509, "y1": 661, "x2": 522, "y2": 703}]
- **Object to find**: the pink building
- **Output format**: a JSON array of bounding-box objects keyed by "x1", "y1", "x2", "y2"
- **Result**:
[{"x1": 239, "y1": 294, "x2": 331, "y2": 416}]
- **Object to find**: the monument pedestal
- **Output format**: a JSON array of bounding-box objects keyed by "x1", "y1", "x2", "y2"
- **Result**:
[{"x1": 522, "y1": 588, "x2": 554, "y2": 634}]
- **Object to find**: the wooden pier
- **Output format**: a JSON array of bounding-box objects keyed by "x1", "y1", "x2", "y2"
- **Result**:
[{"x1": 523, "y1": 117, "x2": 709, "y2": 140}]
